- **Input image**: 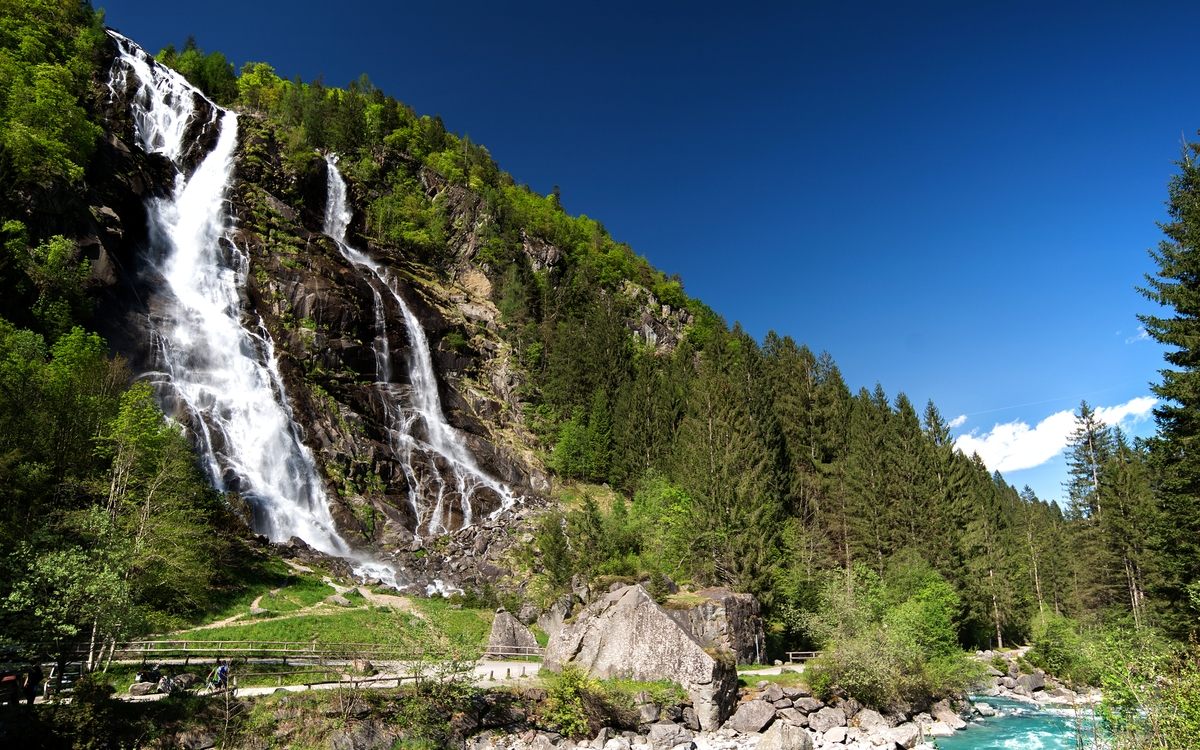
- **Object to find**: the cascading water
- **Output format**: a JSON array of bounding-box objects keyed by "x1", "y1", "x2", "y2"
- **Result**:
[
  {"x1": 107, "y1": 33, "x2": 375, "y2": 566},
  {"x1": 323, "y1": 155, "x2": 518, "y2": 537}
]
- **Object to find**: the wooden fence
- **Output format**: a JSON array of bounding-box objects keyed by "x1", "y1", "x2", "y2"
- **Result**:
[
  {"x1": 785, "y1": 651, "x2": 824, "y2": 663},
  {"x1": 8, "y1": 640, "x2": 544, "y2": 667}
]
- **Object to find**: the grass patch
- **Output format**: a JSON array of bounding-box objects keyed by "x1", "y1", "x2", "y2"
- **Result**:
[
  {"x1": 601, "y1": 677, "x2": 685, "y2": 706},
  {"x1": 530, "y1": 624, "x2": 549, "y2": 648},
  {"x1": 662, "y1": 593, "x2": 711, "y2": 610},
  {"x1": 737, "y1": 672, "x2": 809, "y2": 689},
  {"x1": 189, "y1": 555, "x2": 293, "y2": 627},
  {"x1": 156, "y1": 607, "x2": 412, "y2": 644}
]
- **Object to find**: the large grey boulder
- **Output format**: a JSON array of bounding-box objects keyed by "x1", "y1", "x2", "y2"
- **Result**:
[
  {"x1": 129, "y1": 681, "x2": 157, "y2": 696},
  {"x1": 726, "y1": 700, "x2": 776, "y2": 734},
  {"x1": 543, "y1": 585, "x2": 737, "y2": 730},
  {"x1": 484, "y1": 609, "x2": 540, "y2": 657},
  {"x1": 807, "y1": 706, "x2": 846, "y2": 734},
  {"x1": 647, "y1": 721, "x2": 692, "y2": 750},
  {"x1": 757, "y1": 722, "x2": 812, "y2": 750},
  {"x1": 663, "y1": 587, "x2": 766, "y2": 665}
]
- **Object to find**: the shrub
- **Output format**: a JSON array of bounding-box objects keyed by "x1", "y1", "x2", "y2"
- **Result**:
[{"x1": 541, "y1": 665, "x2": 637, "y2": 739}]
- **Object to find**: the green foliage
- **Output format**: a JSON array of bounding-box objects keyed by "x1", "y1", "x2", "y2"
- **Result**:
[
  {"x1": 540, "y1": 664, "x2": 636, "y2": 740},
  {"x1": 801, "y1": 563, "x2": 982, "y2": 707},
  {"x1": 0, "y1": 0, "x2": 105, "y2": 187},
  {"x1": 156, "y1": 37, "x2": 237, "y2": 104}
]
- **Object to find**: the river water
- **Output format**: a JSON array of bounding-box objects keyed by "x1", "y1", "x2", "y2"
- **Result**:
[{"x1": 936, "y1": 698, "x2": 1091, "y2": 750}]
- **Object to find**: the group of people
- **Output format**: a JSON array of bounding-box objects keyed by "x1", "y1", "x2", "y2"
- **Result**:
[{"x1": 1, "y1": 661, "x2": 43, "y2": 708}]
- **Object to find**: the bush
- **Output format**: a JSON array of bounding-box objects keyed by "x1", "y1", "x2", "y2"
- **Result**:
[{"x1": 541, "y1": 665, "x2": 637, "y2": 739}]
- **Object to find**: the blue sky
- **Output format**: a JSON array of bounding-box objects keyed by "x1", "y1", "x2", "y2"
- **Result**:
[{"x1": 101, "y1": 0, "x2": 1197, "y2": 505}]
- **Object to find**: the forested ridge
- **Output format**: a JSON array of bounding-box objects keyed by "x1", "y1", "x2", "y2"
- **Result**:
[{"x1": 2, "y1": 3, "x2": 1200, "y2": 732}]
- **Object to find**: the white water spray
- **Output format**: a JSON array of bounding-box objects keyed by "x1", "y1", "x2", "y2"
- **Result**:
[
  {"x1": 109, "y1": 33, "x2": 367, "y2": 563},
  {"x1": 323, "y1": 155, "x2": 518, "y2": 536}
]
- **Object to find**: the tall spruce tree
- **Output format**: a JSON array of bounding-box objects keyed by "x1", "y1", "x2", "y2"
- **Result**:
[{"x1": 1138, "y1": 137, "x2": 1200, "y2": 634}]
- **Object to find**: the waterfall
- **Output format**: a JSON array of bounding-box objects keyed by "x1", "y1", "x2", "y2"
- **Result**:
[
  {"x1": 108, "y1": 33, "x2": 360, "y2": 561},
  {"x1": 323, "y1": 155, "x2": 518, "y2": 536}
]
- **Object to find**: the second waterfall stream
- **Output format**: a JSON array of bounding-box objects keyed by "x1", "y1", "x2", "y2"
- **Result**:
[{"x1": 322, "y1": 154, "x2": 518, "y2": 541}]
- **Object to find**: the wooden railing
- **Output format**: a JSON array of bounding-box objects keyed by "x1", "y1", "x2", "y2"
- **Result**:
[
  {"x1": 785, "y1": 651, "x2": 824, "y2": 663},
  {"x1": 9, "y1": 640, "x2": 544, "y2": 667}
]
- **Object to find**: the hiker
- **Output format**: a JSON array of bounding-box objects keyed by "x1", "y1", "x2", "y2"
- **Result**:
[
  {"x1": 24, "y1": 661, "x2": 42, "y2": 706},
  {"x1": 209, "y1": 661, "x2": 230, "y2": 691}
]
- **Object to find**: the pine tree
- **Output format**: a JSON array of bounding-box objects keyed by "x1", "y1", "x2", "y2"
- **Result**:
[
  {"x1": 1137, "y1": 138, "x2": 1200, "y2": 634},
  {"x1": 1063, "y1": 401, "x2": 1119, "y2": 612}
]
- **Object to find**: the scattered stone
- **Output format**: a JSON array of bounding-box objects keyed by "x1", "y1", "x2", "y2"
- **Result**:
[
  {"x1": 808, "y1": 706, "x2": 846, "y2": 734},
  {"x1": 880, "y1": 723, "x2": 922, "y2": 749},
  {"x1": 824, "y1": 726, "x2": 847, "y2": 744},
  {"x1": 682, "y1": 706, "x2": 700, "y2": 731},
  {"x1": 647, "y1": 721, "x2": 692, "y2": 750},
  {"x1": 726, "y1": 699, "x2": 777, "y2": 734},
  {"x1": 248, "y1": 607, "x2": 269, "y2": 616},
  {"x1": 603, "y1": 738, "x2": 632, "y2": 750},
  {"x1": 639, "y1": 704, "x2": 661, "y2": 723},
  {"x1": 930, "y1": 700, "x2": 967, "y2": 731},
  {"x1": 974, "y1": 703, "x2": 996, "y2": 717},
  {"x1": 782, "y1": 686, "x2": 811, "y2": 699},
  {"x1": 850, "y1": 709, "x2": 888, "y2": 733},
  {"x1": 772, "y1": 698, "x2": 793, "y2": 709},
  {"x1": 776, "y1": 708, "x2": 808, "y2": 727},
  {"x1": 761, "y1": 683, "x2": 785, "y2": 703},
  {"x1": 926, "y1": 721, "x2": 956, "y2": 737},
  {"x1": 791, "y1": 697, "x2": 824, "y2": 713},
  {"x1": 757, "y1": 720, "x2": 814, "y2": 750},
  {"x1": 326, "y1": 594, "x2": 352, "y2": 607}
]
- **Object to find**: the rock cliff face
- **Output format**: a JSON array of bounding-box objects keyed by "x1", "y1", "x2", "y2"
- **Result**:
[
  {"x1": 84, "y1": 43, "x2": 562, "y2": 560},
  {"x1": 665, "y1": 587, "x2": 766, "y2": 665}
]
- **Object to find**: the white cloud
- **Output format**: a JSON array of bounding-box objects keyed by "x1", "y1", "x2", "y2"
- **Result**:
[
  {"x1": 947, "y1": 414, "x2": 968, "y2": 428},
  {"x1": 1095, "y1": 396, "x2": 1157, "y2": 427},
  {"x1": 953, "y1": 396, "x2": 1158, "y2": 474},
  {"x1": 1125, "y1": 327, "x2": 1151, "y2": 344}
]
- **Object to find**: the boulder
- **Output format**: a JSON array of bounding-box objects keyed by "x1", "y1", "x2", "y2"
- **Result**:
[
  {"x1": 638, "y1": 704, "x2": 661, "y2": 723},
  {"x1": 681, "y1": 706, "x2": 700, "y2": 731},
  {"x1": 726, "y1": 700, "x2": 776, "y2": 734},
  {"x1": 543, "y1": 585, "x2": 737, "y2": 730},
  {"x1": 761, "y1": 683, "x2": 785, "y2": 702},
  {"x1": 129, "y1": 681, "x2": 157, "y2": 696},
  {"x1": 974, "y1": 702, "x2": 996, "y2": 717},
  {"x1": 881, "y1": 723, "x2": 922, "y2": 749},
  {"x1": 850, "y1": 709, "x2": 888, "y2": 733},
  {"x1": 783, "y1": 686, "x2": 812, "y2": 699},
  {"x1": 776, "y1": 708, "x2": 808, "y2": 727},
  {"x1": 326, "y1": 594, "x2": 352, "y2": 607},
  {"x1": 174, "y1": 673, "x2": 199, "y2": 689},
  {"x1": 663, "y1": 587, "x2": 766, "y2": 665},
  {"x1": 808, "y1": 706, "x2": 846, "y2": 734},
  {"x1": 603, "y1": 738, "x2": 632, "y2": 750},
  {"x1": 328, "y1": 719, "x2": 395, "y2": 750},
  {"x1": 484, "y1": 610, "x2": 540, "y2": 658},
  {"x1": 791, "y1": 697, "x2": 824, "y2": 713},
  {"x1": 756, "y1": 720, "x2": 813, "y2": 750},
  {"x1": 926, "y1": 721, "x2": 956, "y2": 737},
  {"x1": 931, "y1": 699, "x2": 966, "y2": 730},
  {"x1": 1016, "y1": 671, "x2": 1046, "y2": 691},
  {"x1": 823, "y1": 726, "x2": 846, "y2": 744},
  {"x1": 646, "y1": 721, "x2": 692, "y2": 750}
]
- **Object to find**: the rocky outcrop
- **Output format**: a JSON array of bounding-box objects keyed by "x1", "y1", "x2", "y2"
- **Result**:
[
  {"x1": 664, "y1": 587, "x2": 766, "y2": 665},
  {"x1": 485, "y1": 609, "x2": 540, "y2": 657},
  {"x1": 543, "y1": 585, "x2": 738, "y2": 731}
]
